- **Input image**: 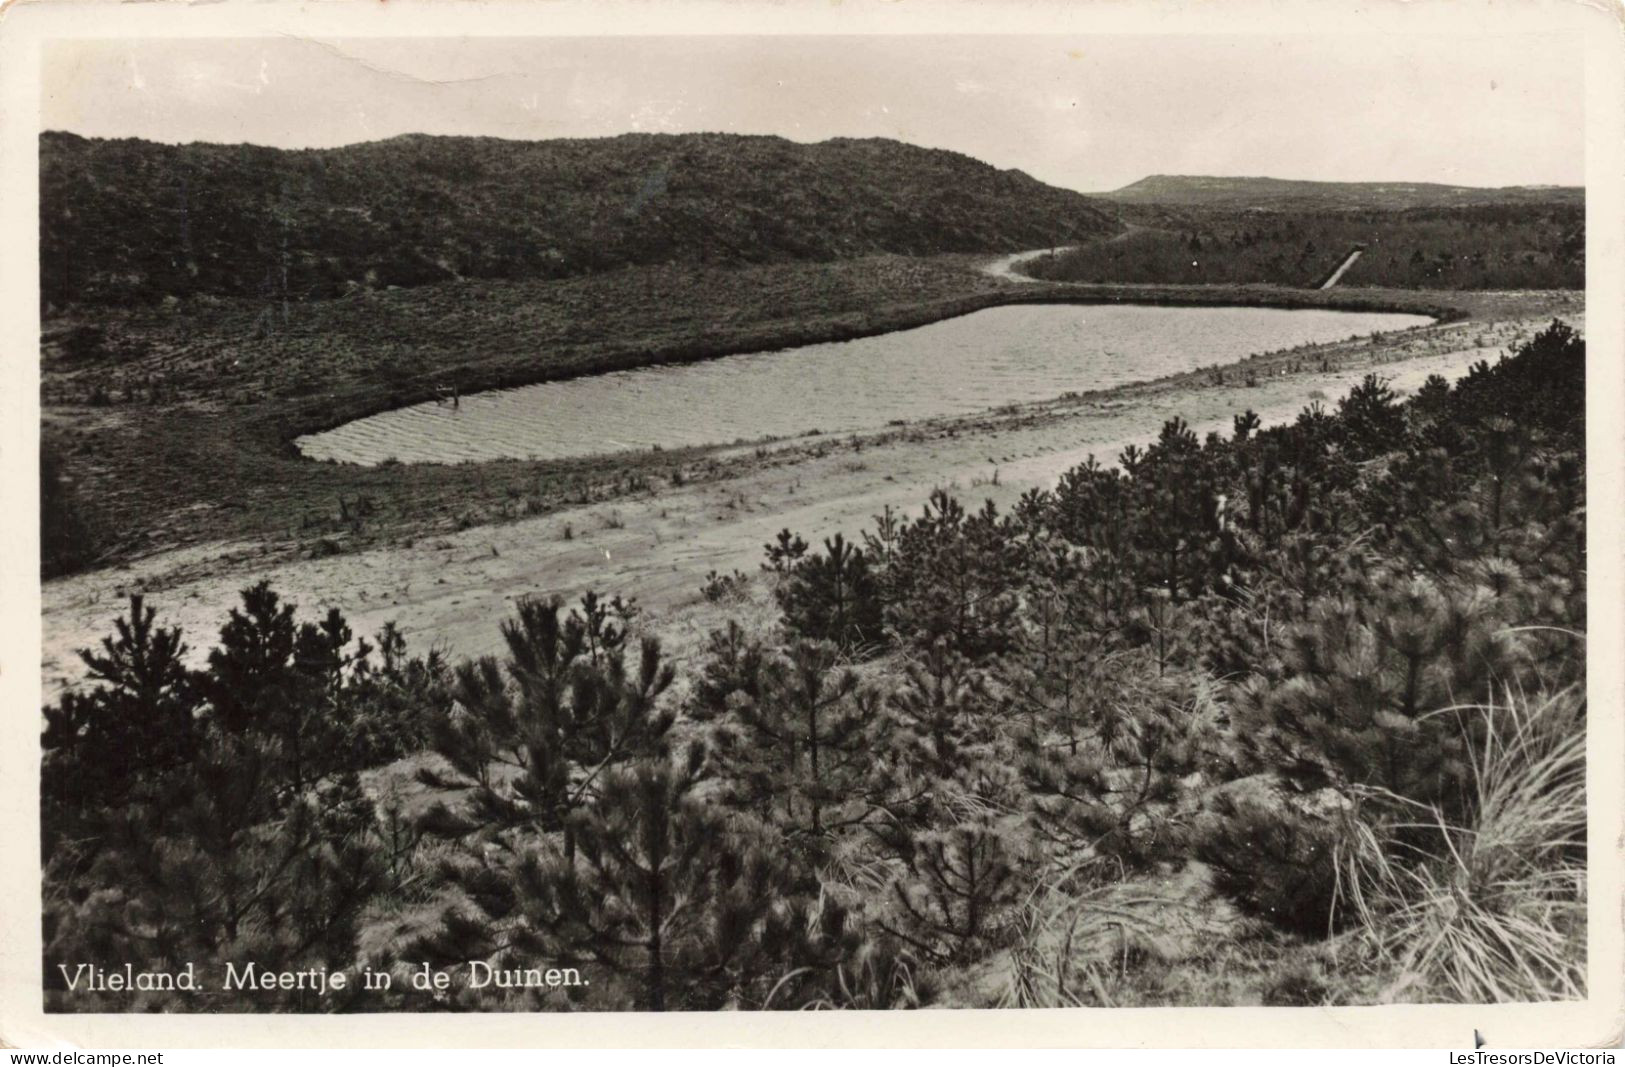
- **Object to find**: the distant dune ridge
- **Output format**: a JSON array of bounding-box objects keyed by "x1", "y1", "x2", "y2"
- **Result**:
[
  {"x1": 40, "y1": 131, "x2": 1587, "y2": 310},
  {"x1": 38, "y1": 131, "x2": 1120, "y2": 308},
  {"x1": 1099, "y1": 174, "x2": 1585, "y2": 210}
]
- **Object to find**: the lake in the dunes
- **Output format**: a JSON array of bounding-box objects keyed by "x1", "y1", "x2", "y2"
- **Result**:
[{"x1": 296, "y1": 303, "x2": 1434, "y2": 465}]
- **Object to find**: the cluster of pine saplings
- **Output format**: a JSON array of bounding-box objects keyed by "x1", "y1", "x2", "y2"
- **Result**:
[{"x1": 42, "y1": 323, "x2": 1585, "y2": 1010}]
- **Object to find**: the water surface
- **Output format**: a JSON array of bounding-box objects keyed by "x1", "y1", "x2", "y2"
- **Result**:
[{"x1": 297, "y1": 304, "x2": 1432, "y2": 465}]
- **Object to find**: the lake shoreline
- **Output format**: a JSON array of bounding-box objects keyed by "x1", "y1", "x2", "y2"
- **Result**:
[
  {"x1": 276, "y1": 280, "x2": 1472, "y2": 444},
  {"x1": 295, "y1": 303, "x2": 1438, "y2": 466}
]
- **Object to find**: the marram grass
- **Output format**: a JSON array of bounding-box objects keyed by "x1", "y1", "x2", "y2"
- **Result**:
[{"x1": 1341, "y1": 683, "x2": 1586, "y2": 1003}]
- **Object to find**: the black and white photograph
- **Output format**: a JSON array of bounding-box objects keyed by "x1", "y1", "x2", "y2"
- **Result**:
[{"x1": 3, "y1": 0, "x2": 1621, "y2": 1048}]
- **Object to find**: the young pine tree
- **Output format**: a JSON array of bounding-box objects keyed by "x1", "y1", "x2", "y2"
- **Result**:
[
  {"x1": 1020, "y1": 673, "x2": 1211, "y2": 873},
  {"x1": 421, "y1": 594, "x2": 676, "y2": 864},
  {"x1": 687, "y1": 620, "x2": 770, "y2": 722},
  {"x1": 757, "y1": 894, "x2": 935, "y2": 1009},
  {"x1": 776, "y1": 533, "x2": 887, "y2": 656},
  {"x1": 882, "y1": 819, "x2": 1025, "y2": 964},
  {"x1": 882, "y1": 491, "x2": 1022, "y2": 660},
  {"x1": 711, "y1": 639, "x2": 883, "y2": 843},
  {"x1": 886, "y1": 638, "x2": 996, "y2": 782},
  {"x1": 201, "y1": 581, "x2": 349, "y2": 793},
  {"x1": 42, "y1": 594, "x2": 198, "y2": 841},
  {"x1": 510, "y1": 745, "x2": 798, "y2": 1010},
  {"x1": 45, "y1": 730, "x2": 386, "y2": 1010}
]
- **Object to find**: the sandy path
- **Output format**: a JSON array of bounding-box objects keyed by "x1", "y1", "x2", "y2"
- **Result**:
[
  {"x1": 1320, "y1": 248, "x2": 1364, "y2": 289},
  {"x1": 39, "y1": 317, "x2": 1548, "y2": 700},
  {"x1": 983, "y1": 226, "x2": 1145, "y2": 282},
  {"x1": 981, "y1": 246, "x2": 1074, "y2": 283}
]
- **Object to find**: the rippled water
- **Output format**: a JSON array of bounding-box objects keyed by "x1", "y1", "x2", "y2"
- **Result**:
[{"x1": 297, "y1": 304, "x2": 1432, "y2": 465}]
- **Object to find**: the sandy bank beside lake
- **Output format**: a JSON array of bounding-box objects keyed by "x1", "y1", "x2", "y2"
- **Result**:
[{"x1": 40, "y1": 311, "x2": 1573, "y2": 699}]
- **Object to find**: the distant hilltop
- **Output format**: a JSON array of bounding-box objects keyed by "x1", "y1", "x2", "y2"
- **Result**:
[
  {"x1": 39, "y1": 131, "x2": 1118, "y2": 308},
  {"x1": 1099, "y1": 174, "x2": 1584, "y2": 210}
]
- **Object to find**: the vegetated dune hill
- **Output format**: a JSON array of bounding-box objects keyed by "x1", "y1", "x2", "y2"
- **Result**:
[
  {"x1": 1031, "y1": 200, "x2": 1584, "y2": 290},
  {"x1": 1100, "y1": 174, "x2": 1584, "y2": 210},
  {"x1": 39, "y1": 131, "x2": 1118, "y2": 308}
]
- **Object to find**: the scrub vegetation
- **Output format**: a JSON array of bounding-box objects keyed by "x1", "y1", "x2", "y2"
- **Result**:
[
  {"x1": 1029, "y1": 205, "x2": 1584, "y2": 290},
  {"x1": 43, "y1": 324, "x2": 1585, "y2": 1010}
]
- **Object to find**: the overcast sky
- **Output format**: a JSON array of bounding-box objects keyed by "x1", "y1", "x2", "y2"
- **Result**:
[{"x1": 43, "y1": 34, "x2": 1585, "y2": 192}]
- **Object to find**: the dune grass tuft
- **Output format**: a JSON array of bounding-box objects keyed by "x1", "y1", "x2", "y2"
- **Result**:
[{"x1": 1341, "y1": 683, "x2": 1586, "y2": 1003}]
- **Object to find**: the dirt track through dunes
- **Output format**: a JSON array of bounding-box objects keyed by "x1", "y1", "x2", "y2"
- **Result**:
[
  {"x1": 41, "y1": 314, "x2": 1566, "y2": 701},
  {"x1": 1320, "y1": 248, "x2": 1365, "y2": 289},
  {"x1": 981, "y1": 246, "x2": 1075, "y2": 282}
]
